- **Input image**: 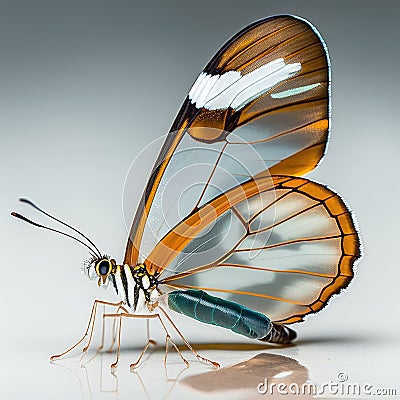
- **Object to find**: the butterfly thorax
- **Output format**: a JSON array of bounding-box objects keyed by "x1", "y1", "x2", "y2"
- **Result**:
[
  {"x1": 131, "y1": 264, "x2": 159, "y2": 301},
  {"x1": 109, "y1": 263, "x2": 159, "y2": 313}
]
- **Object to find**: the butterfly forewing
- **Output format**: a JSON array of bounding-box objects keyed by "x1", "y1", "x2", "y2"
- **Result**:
[{"x1": 124, "y1": 15, "x2": 330, "y2": 269}]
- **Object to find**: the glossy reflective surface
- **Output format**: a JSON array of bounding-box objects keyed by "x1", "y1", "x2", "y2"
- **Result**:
[{"x1": 2, "y1": 322, "x2": 399, "y2": 399}]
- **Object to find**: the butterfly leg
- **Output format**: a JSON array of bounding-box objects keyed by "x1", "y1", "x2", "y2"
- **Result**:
[
  {"x1": 96, "y1": 305, "x2": 107, "y2": 353},
  {"x1": 101, "y1": 313, "x2": 159, "y2": 371},
  {"x1": 158, "y1": 306, "x2": 220, "y2": 369},
  {"x1": 105, "y1": 304, "x2": 130, "y2": 353},
  {"x1": 102, "y1": 313, "x2": 190, "y2": 370},
  {"x1": 154, "y1": 313, "x2": 189, "y2": 368},
  {"x1": 128, "y1": 320, "x2": 157, "y2": 370},
  {"x1": 130, "y1": 336, "x2": 159, "y2": 370},
  {"x1": 50, "y1": 299, "x2": 124, "y2": 362},
  {"x1": 110, "y1": 314, "x2": 123, "y2": 372},
  {"x1": 146, "y1": 319, "x2": 157, "y2": 346}
]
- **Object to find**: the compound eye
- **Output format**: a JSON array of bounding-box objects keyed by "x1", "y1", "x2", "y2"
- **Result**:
[{"x1": 97, "y1": 259, "x2": 111, "y2": 276}]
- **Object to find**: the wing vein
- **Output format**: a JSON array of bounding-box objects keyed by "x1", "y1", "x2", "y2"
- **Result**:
[
  {"x1": 220, "y1": 20, "x2": 301, "y2": 69},
  {"x1": 235, "y1": 234, "x2": 342, "y2": 252},
  {"x1": 163, "y1": 283, "x2": 308, "y2": 305}
]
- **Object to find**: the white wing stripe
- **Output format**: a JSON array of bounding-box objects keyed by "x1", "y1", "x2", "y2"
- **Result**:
[
  {"x1": 197, "y1": 74, "x2": 219, "y2": 107},
  {"x1": 231, "y1": 62, "x2": 301, "y2": 110},
  {"x1": 188, "y1": 58, "x2": 301, "y2": 111},
  {"x1": 206, "y1": 70, "x2": 241, "y2": 102},
  {"x1": 271, "y1": 83, "x2": 321, "y2": 99},
  {"x1": 189, "y1": 72, "x2": 207, "y2": 100}
]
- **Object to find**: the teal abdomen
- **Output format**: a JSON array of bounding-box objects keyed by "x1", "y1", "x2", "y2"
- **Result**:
[{"x1": 167, "y1": 289, "x2": 271, "y2": 339}]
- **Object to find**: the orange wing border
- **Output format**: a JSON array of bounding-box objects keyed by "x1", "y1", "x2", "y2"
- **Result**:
[{"x1": 154, "y1": 176, "x2": 361, "y2": 324}]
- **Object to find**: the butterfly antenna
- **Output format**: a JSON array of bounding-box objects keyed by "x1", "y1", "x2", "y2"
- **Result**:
[
  {"x1": 11, "y1": 212, "x2": 99, "y2": 258},
  {"x1": 18, "y1": 197, "x2": 101, "y2": 257},
  {"x1": 15, "y1": 198, "x2": 102, "y2": 258}
]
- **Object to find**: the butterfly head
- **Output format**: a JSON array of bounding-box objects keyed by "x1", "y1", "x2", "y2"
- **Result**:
[{"x1": 84, "y1": 255, "x2": 116, "y2": 287}]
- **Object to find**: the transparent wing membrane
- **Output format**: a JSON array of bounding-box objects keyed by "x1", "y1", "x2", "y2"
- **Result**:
[{"x1": 158, "y1": 177, "x2": 360, "y2": 323}]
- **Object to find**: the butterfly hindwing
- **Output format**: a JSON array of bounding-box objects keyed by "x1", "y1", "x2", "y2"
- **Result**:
[{"x1": 155, "y1": 176, "x2": 361, "y2": 323}]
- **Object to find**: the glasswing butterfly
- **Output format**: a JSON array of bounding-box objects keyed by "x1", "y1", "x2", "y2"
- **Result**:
[{"x1": 12, "y1": 15, "x2": 362, "y2": 371}]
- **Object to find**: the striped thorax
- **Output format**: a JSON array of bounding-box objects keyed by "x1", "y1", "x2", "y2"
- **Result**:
[{"x1": 85, "y1": 257, "x2": 159, "y2": 313}]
